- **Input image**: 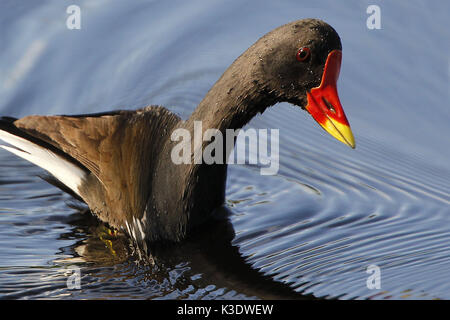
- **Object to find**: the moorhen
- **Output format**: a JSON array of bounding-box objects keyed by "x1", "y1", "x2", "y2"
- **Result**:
[{"x1": 0, "y1": 19, "x2": 355, "y2": 243}]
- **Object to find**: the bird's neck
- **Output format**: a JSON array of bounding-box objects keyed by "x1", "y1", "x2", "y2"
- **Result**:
[
  {"x1": 164, "y1": 58, "x2": 276, "y2": 232},
  {"x1": 187, "y1": 57, "x2": 275, "y2": 134}
]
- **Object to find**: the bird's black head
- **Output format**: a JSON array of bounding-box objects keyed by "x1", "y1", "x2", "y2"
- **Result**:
[
  {"x1": 257, "y1": 19, "x2": 341, "y2": 104},
  {"x1": 250, "y1": 18, "x2": 355, "y2": 148}
]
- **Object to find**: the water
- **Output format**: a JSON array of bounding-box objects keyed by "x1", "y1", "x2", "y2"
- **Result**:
[{"x1": 0, "y1": 0, "x2": 449, "y2": 299}]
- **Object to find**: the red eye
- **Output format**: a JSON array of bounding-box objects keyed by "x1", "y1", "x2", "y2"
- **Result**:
[{"x1": 296, "y1": 47, "x2": 311, "y2": 62}]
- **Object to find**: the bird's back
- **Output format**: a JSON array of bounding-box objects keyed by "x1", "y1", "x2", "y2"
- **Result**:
[{"x1": 1, "y1": 106, "x2": 181, "y2": 232}]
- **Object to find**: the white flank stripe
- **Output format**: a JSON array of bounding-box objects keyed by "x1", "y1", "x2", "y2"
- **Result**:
[{"x1": 0, "y1": 130, "x2": 86, "y2": 196}]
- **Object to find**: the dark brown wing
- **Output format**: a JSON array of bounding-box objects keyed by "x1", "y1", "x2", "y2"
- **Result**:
[
  {"x1": 10, "y1": 106, "x2": 181, "y2": 228},
  {"x1": 13, "y1": 109, "x2": 133, "y2": 179}
]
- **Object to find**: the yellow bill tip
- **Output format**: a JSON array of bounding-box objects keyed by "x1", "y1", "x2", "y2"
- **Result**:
[{"x1": 320, "y1": 117, "x2": 356, "y2": 149}]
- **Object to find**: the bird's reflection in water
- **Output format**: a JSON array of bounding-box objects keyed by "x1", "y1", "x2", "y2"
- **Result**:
[{"x1": 66, "y1": 205, "x2": 308, "y2": 299}]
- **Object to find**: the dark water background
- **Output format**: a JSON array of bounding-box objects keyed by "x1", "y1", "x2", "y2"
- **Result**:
[{"x1": 0, "y1": 0, "x2": 449, "y2": 299}]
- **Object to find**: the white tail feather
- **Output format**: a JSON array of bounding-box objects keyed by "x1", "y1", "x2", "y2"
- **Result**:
[{"x1": 0, "y1": 129, "x2": 86, "y2": 196}]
